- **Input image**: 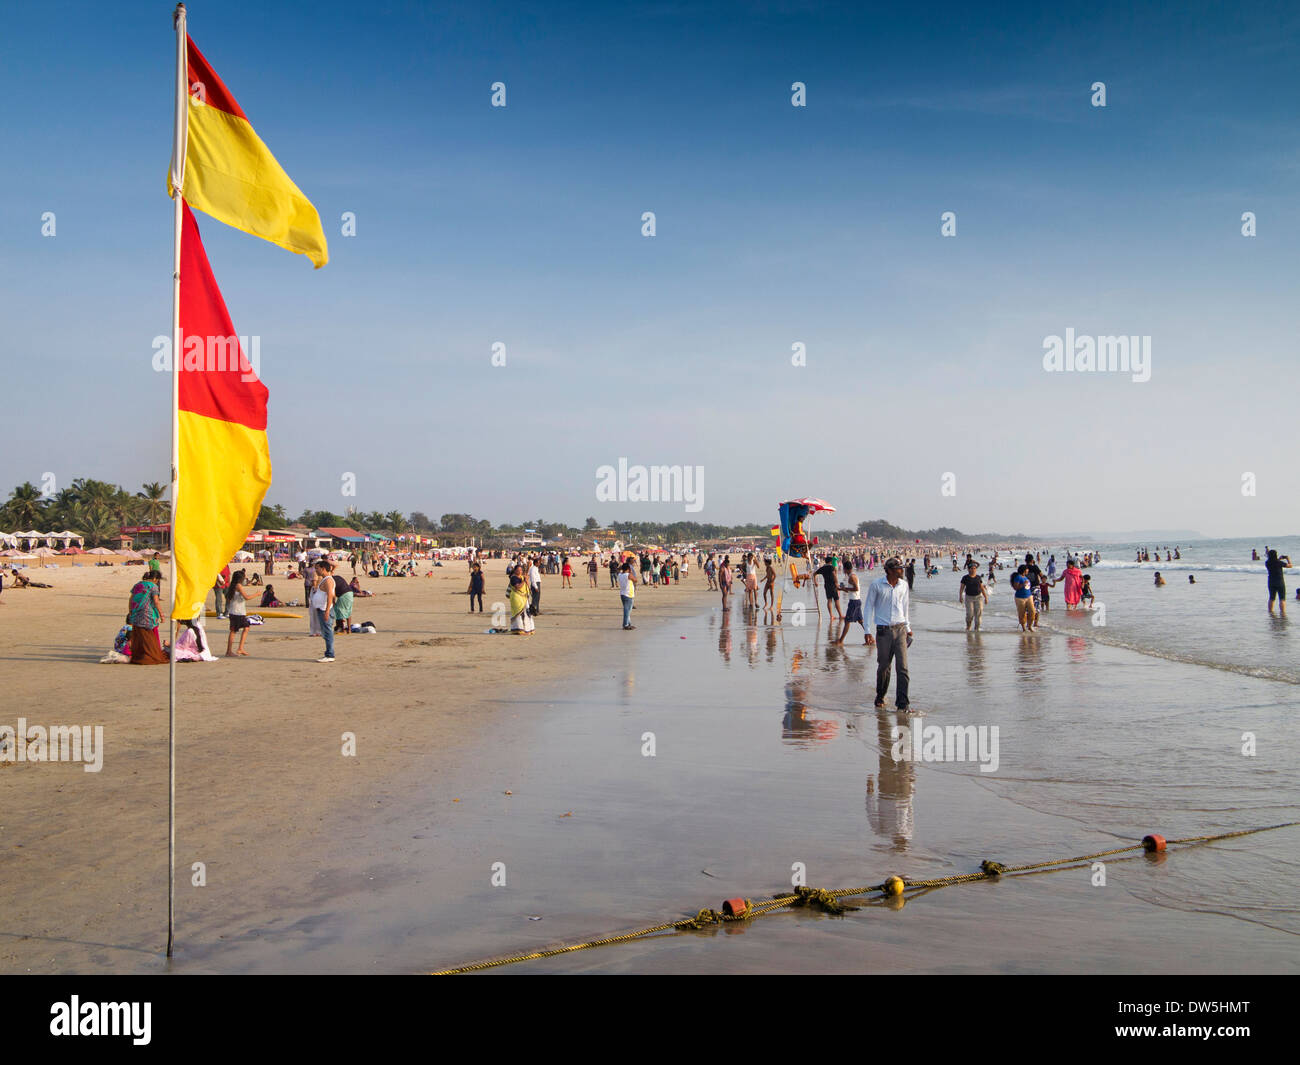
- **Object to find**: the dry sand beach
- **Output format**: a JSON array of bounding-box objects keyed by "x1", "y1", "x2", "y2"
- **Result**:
[{"x1": 0, "y1": 558, "x2": 714, "y2": 972}]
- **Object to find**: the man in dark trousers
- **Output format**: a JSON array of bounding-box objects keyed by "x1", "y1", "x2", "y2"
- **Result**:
[{"x1": 864, "y1": 557, "x2": 913, "y2": 710}]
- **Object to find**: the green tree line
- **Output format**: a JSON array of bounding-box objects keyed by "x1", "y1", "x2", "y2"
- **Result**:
[{"x1": 3, "y1": 480, "x2": 1015, "y2": 548}]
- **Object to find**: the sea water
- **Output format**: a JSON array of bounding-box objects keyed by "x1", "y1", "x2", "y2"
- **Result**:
[{"x1": 910, "y1": 536, "x2": 1300, "y2": 683}]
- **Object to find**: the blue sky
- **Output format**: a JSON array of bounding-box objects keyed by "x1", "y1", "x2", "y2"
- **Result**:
[{"x1": 1, "y1": 0, "x2": 1296, "y2": 536}]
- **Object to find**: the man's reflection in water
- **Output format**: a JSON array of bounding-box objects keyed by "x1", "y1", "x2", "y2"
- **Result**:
[
  {"x1": 866, "y1": 713, "x2": 915, "y2": 852},
  {"x1": 765, "y1": 624, "x2": 778, "y2": 663},
  {"x1": 782, "y1": 650, "x2": 838, "y2": 746},
  {"x1": 745, "y1": 616, "x2": 760, "y2": 665}
]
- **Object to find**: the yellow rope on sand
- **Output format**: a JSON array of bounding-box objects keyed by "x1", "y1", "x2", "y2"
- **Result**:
[{"x1": 429, "y1": 821, "x2": 1298, "y2": 975}]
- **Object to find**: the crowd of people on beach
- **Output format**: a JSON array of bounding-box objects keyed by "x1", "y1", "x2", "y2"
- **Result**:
[{"x1": 27, "y1": 533, "x2": 1288, "y2": 668}]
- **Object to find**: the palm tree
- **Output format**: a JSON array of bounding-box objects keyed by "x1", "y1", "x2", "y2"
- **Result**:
[
  {"x1": 137, "y1": 482, "x2": 169, "y2": 524},
  {"x1": 81, "y1": 510, "x2": 118, "y2": 548},
  {"x1": 3, "y1": 483, "x2": 47, "y2": 529},
  {"x1": 58, "y1": 500, "x2": 87, "y2": 535}
]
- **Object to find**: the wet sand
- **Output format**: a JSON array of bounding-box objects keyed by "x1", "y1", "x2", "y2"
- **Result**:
[{"x1": 0, "y1": 559, "x2": 711, "y2": 972}]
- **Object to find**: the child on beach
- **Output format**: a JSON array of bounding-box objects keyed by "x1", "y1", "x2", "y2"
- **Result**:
[
  {"x1": 561, "y1": 558, "x2": 573, "y2": 588},
  {"x1": 1038, "y1": 573, "x2": 1053, "y2": 611},
  {"x1": 467, "y1": 562, "x2": 485, "y2": 612},
  {"x1": 1081, "y1": 574, "x2": 1094, "y2": 608},
  {"x1": 225, "y1": 569, "x2": 253, "y2": 657}
]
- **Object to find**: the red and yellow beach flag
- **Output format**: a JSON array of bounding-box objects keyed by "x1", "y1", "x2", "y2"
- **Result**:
[
  {"x1": 171, "y1": 202, "x2": 272, "y2": 620},
  {"x1": 170, "y1": 35, "x2": 328, "y2": 267}
]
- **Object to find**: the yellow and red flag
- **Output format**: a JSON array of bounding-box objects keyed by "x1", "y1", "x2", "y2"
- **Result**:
[
  {"x1": 171, "y1": 202, "x2": 272, "y2": 620},
  {"x1": 171, "y1": 36, "x2": 328, "y2": 267}
]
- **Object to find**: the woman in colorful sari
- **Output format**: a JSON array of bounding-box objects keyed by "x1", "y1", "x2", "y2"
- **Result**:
[
  {"x1": 508, "y1": 564, "x2": 534, "y2": 634},
  {"x1": 1061, "y1": 559, "x2": 1084, "y2": 611},
  {"x1": 127, "y1": 573, "x2": 168, "y2": 664}
]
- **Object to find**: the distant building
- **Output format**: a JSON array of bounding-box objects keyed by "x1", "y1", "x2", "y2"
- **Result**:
[{"x1": 315, "y1": 527, "x2": 368, "y2": 549}]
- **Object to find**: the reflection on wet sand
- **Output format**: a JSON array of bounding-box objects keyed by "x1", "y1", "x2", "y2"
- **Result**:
[
  {"x1": 868, "y1": 714, "x2": 916, "y2": 852},
  {"x1": 1016, "y1": 631, "x2": 1045, "y2": 682},
  {"x1": 964, "y1": 631, "x2": 986, "y2": 688},
  {"x1": 782, "y1": 650, "x2": 839, "y2": 745},
  {"x1": 775, "y1": 644, "x2": 918, "y2": 851}
]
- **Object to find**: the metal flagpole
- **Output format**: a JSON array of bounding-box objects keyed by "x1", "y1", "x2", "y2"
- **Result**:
[{"x1": 167, "y1": 0, "x2": 188, "y2": 959}]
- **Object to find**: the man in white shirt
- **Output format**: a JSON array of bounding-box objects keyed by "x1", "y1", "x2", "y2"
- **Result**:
[
  {"x1": 528, "y1": 558, "x2": 542, "y2": 616},
  {"x1": 863, "y1": 556, "x2": 912, "y2": 710}
]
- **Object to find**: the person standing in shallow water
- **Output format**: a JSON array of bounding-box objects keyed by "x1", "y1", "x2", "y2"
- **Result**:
[
  {"x1": 1265, "y1": 549, "x2": 1289, "y2": 616},
  {"x1": 959, "y1": 560, "x2": 988, "y2": 631},
  {"x1": 864, "y1": 557, "x2": 913, "y2": 710},
  {"x1": 718, "y1": 557, "x2": 733, "y2": 612},
  {"x1": 836, "y1": 558, "x2": 867, "y2": 643},
  {"x1": 1060, "y1": 558, "x2": 1083, "y2": 611}
]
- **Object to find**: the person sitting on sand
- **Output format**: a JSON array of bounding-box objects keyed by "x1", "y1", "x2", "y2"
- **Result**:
[
  {"x1": 249, "y1": 572, "x2": 263, "y2": 586},
  {"x1": 259, "y1": 585, "x2": 282, "y2": 608},
  {"x1": 8, "y1": 567, "x2": 35, "y2": 588},
  {"x1": 127, "y1": 571, "x2": 168, "y2": 664},
  {"x1": 350, "y1": 576, "x2": 373, "y2": 597}
]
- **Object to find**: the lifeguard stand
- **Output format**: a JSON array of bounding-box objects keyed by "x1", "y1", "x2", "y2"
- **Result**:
[{"x1": 774, "y1": 498, "x2": 836, "y2": 622}]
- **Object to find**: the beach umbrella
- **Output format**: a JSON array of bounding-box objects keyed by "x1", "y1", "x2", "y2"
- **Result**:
[
  {"x1": 32, "y1": 546, "x2": 57, "y2": 557},
  {"x1": 60, "y1": 546, "x2": 85, "y2": 554},
  {"x1": 87, "y1": 547, "x2": 115, "y2": 555},
  {"x1": 232, "y1": 550, "x2": 254, "y2": 561},
  {"x1": 119, "y1": 549, "x2": 144, "y2": 560}
]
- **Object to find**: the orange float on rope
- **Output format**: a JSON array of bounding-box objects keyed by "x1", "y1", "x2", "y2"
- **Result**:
[
  {"x1": 1142, "y1": 833, "x2": 1167, "y2": 852},
  {"x1": 722, "y1": 898, "x2": 748, "y2": 917}
]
